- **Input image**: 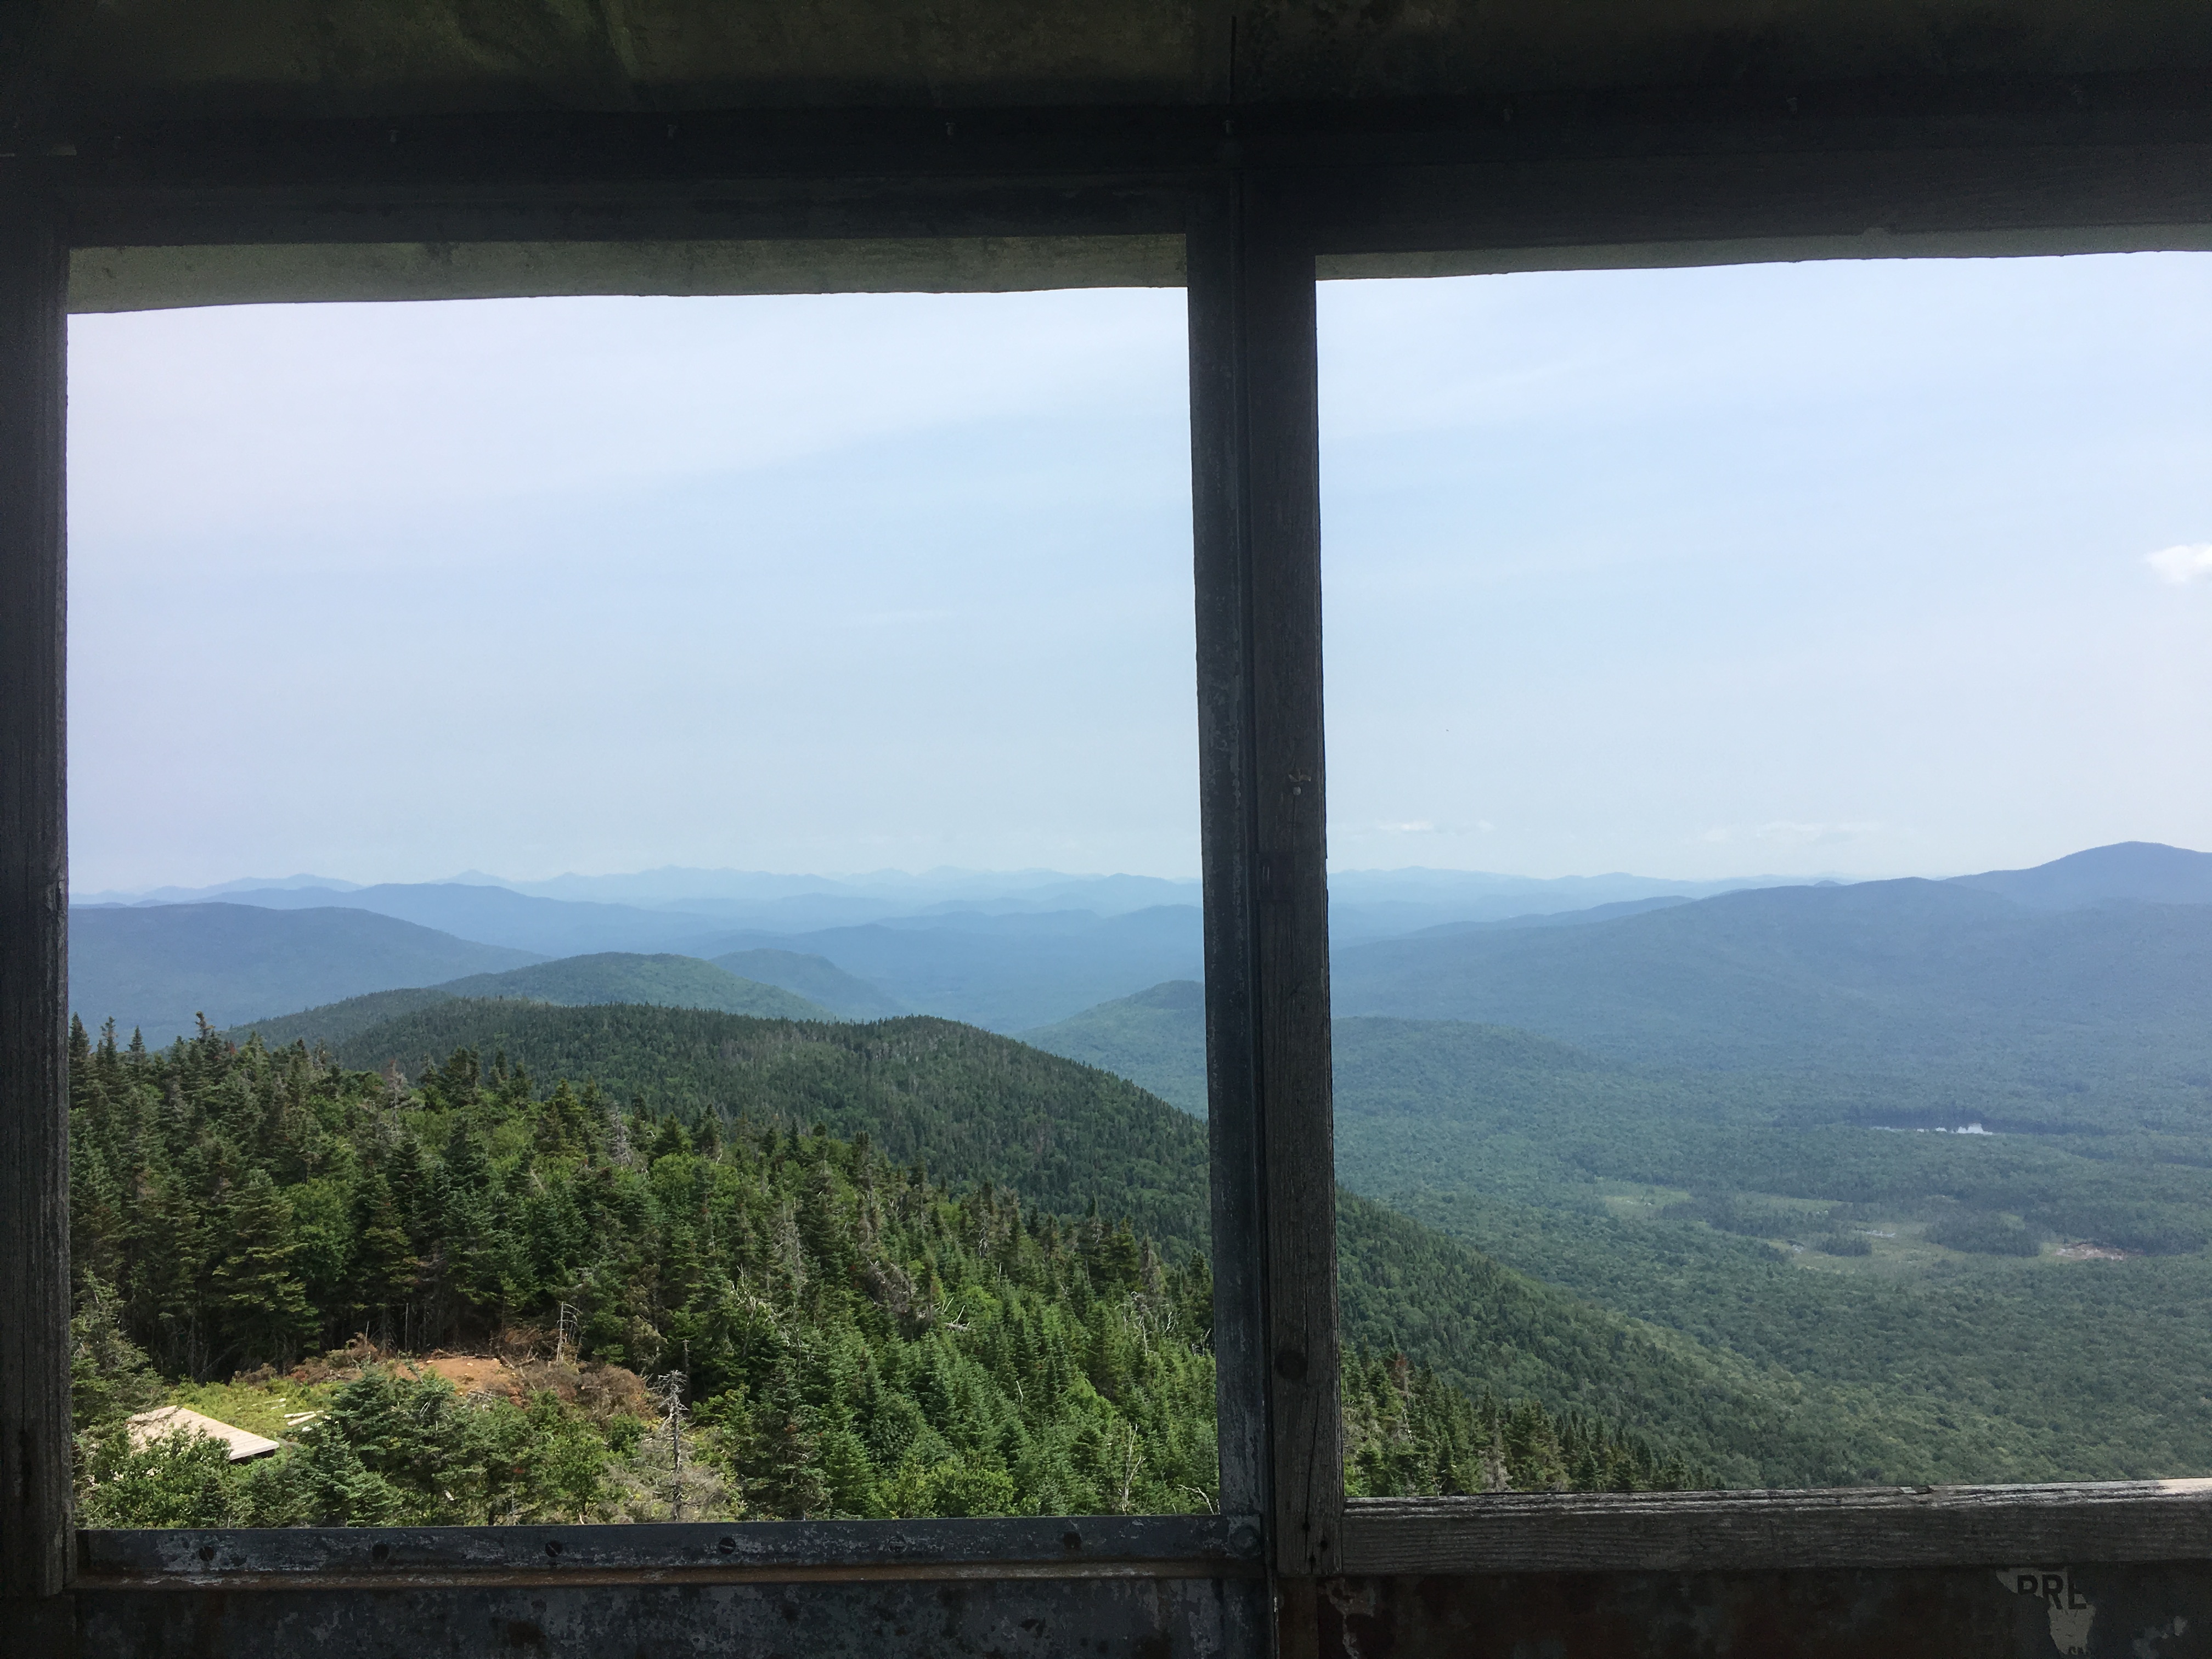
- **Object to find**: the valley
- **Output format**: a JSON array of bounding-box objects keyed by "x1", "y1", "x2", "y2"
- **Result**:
[
  {"x1": 1024, "y1": 842, "x2": 2212, "y2": 1485},
  {"x1": 71, "y1": 839, "x2": 2212, "y2": 1512}
]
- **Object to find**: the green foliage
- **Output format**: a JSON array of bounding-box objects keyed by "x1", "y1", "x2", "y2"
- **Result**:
[
  {"x1": 67, "y1": 1007, "x2": 1698, "y2": 1523},
  {"x1": 712, "y1": 950, "x2": 908, "y2": 1020},
  {"x1": 1022, "y1": 980, "x2": 1209, "y2": 1116},
  {"x1": 227, "y1": 956, "x2": 837, "y2": 1051},
  {"x1": 1336, "y1": 1195, "x2": 1743, "y2": 1484},
  {"x1": 1331, "y1": 883, "x2": 2212, "y2": 1110},
  {"x1": 69, "y1": 1276, "x2": 164, "y2": 1433},
  {"x1": 1342, "y1": 1350, "x2": 1699, "y2": 1496},
  {"x1": 1379, "y1": 1181, "x2": 2212, "y2": 1484},
  {"x1": 1660, "y1": 1193, "x2": 1809, "y2": 1243},
  {"x1": 1038, "y1": 989, "x2": 2212, "y2": 1485},
  {"x1": 1923, "y1": 1212, "x2": 2042, "y2": 1256},
  {"x1": 435, "y1": 954, "x2": 836, "y2": 1021},
  {"x1": 78, "y1": 1424, "x2": 248, "y2": 1528},
  {"x1": 77, "y1": 1368, "x2": 625, "y2": 1528},
  {"x1": 327, "y1": 1000, "x2": 1216, "y2": 1259},
  {"x1": 222, "y1": 988, "x2": 460, "y2": 1049}
]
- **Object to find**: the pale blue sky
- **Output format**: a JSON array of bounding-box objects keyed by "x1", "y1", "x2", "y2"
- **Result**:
[{"x1": 67, "y1": 253, "x2": 2212, "y2": 890}]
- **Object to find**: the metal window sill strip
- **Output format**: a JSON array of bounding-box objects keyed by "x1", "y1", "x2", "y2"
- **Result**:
[{"x1": 1341, "y1": 1481, "x2": 2212, "y2": 1576}]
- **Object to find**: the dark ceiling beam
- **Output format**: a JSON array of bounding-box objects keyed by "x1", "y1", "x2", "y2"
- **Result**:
[
  {"x1": 1291, "y1": 140, "x2": 2212, "y2": 258},
  {"x1": 8, "y1": 70, "x2": 2205, "y2": 266}
]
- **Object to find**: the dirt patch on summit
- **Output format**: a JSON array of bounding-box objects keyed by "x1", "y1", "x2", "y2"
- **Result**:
[{"x1": 410, "y1": 1353, "x2": 525, "y2": 1401}]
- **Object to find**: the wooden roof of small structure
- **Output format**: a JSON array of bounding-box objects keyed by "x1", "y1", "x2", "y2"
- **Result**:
[{"x1": 122, "y1": 1406, "x2": 283, "y2": 1464}]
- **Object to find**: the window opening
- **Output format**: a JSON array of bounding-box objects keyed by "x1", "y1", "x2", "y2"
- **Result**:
[
  {"x1": 63, "y1": 286, "x2": 1219, "y2": 1526},
  {"x1": 1303, "y1": 251, "x2": 2212, "y2": 1495}
]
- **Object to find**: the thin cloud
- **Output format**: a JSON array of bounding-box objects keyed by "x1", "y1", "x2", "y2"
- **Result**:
[
  {"x1": 1702, "y1": 821, "x2": 1884, "y2": 847},
  {"x1": 2147, "y1": 544, "x2": 2212, "y2": 585},
  {"x1": 1333, "y1": 819, "x2": 1497, "y2": 840}
]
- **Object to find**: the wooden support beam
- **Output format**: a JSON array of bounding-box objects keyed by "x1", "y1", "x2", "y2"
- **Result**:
[
  {"x1": 1188, "y1": 178, "x2": 1342, "y2": 1587},
  {"x1": 0, "y1": 189, "x2": 71, "y2": 1604},
  {"x1": 22, "y1": 71, "x2": 2211, "y2": 266},
  {"x1": 79, "y1": 1514, "x2": 1263, "y2": 1587}
]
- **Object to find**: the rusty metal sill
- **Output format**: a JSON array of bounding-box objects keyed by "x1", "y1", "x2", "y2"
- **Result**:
[
  {"x1": 1341, "y1": 1480, "x2": 2212, "y2": 1576},
  {"x1": 77, "y1": 1513, "x2": 1266, "y2": 1592}
]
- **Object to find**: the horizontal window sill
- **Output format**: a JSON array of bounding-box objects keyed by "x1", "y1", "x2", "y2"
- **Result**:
[
  {"x1": 1342, "y1": 1480, "x2": 2212, "y2": 1576},
  {"x1": 76, "y1": 1514, "x2": 1265, "y2": 1590}
]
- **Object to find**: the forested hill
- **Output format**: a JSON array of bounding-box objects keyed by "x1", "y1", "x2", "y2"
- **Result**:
[
  {"x1": 66, "y1": 1017, "x2": 1703, "y2": 1523},
  {"x1": 329, "y1": 1000, "x2": 1212, "y2": 1259},
  {"x1": 1031, "y1": 983, "x2": 2212, "y2": 1483},
  {"x1": 1021, "y1": 980, "x2": 1208, "y2": 1116},
  {"x1": 294, "y1": 998, "x2": 1850, "y2": 1486},
  {"x1": 228, "y1": 955, "x2": 833, "y2": 1052},
  {"x1": 434, "y1": 953, "x2": 833, "y2": 1020},
  {"x1": 1331, "y1": 877, "x2": 2212, "y2": 1093}
]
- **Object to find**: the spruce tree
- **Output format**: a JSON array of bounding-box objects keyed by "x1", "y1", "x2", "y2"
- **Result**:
[{"x1": 212, "y1": 1167, "x2": 314, "y2": 1368}]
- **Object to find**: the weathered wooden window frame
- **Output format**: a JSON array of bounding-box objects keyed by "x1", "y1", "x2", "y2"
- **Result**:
[{"x1": 7, "y1": 83, "x2": 2212, "y2": 1656}]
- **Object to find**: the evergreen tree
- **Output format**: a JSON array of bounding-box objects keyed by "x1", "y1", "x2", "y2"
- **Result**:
[
  {"x1": 211, "y1": 1167, "x2": 315, "y2": 1368},
  {"x1": 67, "y1": 1028, "x2": 1705, "y2": 1528}
]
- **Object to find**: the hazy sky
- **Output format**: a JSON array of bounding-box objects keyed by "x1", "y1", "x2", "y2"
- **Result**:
[{"x1": 69, "y1": 252, "x2": 2212, "y2": 890}]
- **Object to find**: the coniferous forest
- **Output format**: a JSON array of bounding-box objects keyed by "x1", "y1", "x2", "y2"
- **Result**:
[{"x1": 69, "y1": 1014, "x2": 1699, "y2": 1527}]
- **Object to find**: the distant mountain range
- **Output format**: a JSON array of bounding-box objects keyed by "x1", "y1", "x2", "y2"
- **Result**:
[
  {"x1": 75, "y1": 879, "x2": 1205, "y2": 1030},
  {"x1": 138, "y1": 881, "x2": 737, "y2": 957},
  {"x1": 691, "y1": 906, "x2": 1205, "y2": 1032},
  {"x1": 709, "y1": 947, "x2": 908, "y2": 1018},
  {"x1": 1948, "y1": 839, "x2": 2212, "y2": 910},
  {"x1": 1020, "y1": 862, "x2": 2212, "y2": 1486},
  {"x1": 71, "y1": 903, "x2": 539, "y2": 1040},
  {"x1": 1322, "y1": 868, "x2": 1802, "y2": 943},
  {"x1": 1024, "y1": 842, "x2": 2212, "y2": 1122},
  {"x1": 75, "y1": 842, "x2": 2212, "y2": 1046},
  {"x1": 1330, "y1": 875, "x2": 2212, "y2": 1093},
  {"x1": 224, "y1": 953, "x2": 837, "y2": 1048},
  {"x1": 78, "y1": 862, "x2": 1779, "y2": 955}
]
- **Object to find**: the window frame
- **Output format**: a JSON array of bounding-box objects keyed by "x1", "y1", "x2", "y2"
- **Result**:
[{"x1": 7, "y1": 84, "x2": 2212, "y2": 1655}]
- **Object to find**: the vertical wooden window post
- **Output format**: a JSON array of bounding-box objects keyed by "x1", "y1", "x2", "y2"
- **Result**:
[
  {"x1": 1188, "y1": 174, "x2": 1344, "y2": 1631},
  {"x1": 0, "y1": 191, "x2": 73, "y2": 1613}
]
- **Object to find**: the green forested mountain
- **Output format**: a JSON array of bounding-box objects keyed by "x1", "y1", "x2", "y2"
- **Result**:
[
  {"x1": 435, "y1": 953, "x2": 832, "y2": 1020},
  {"x1": 1334, "y1": 1192, "x2": 1852, "y2": 1486},
  {"x1": 70, "y1": 902, "x2": 541, "y2": 1042},
  {"x1": 712, "y1": 948, "x2": 907, "y2": 1018},
  {"x1": 1333, "y1": 1018, "x2": 2212, "y2": 1481},
  {"x1": 1022, "y1": 979, "x2": 1208, "y2": 1115},
  {"x1": 223, "y1": 987, "x2": 460, "y2": 1049},
  {"x1": 226, "y1": 955, "x2": 834, "y2": 1051},
  {"x1": 66, "y1": 1015, "x2": 1696, "y2": 1527},
  {"x1": 308, "y1": 1000, "x2": 1906, "y2": 1484},
  {"x1": 1330, "y1": 879, "x2": 2212, "y2": 1105},
  {"x1": 326, "y1": 1000, "x2": 1213, "y2": 1257},
  {"x1": 1032, "y1": 985, "x2": 2212, "y2": 1483}
]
